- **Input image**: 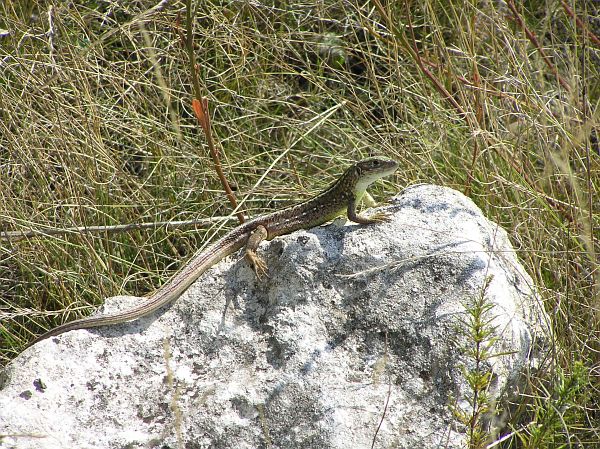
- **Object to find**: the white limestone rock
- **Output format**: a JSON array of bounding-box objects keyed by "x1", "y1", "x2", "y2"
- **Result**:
[{"x1": 0, "y1": 185, "x2": 550, "y2": 449}]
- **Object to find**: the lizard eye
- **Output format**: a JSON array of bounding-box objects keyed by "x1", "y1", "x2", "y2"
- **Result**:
[{"x1": 372, "y1": 160, "x2": 380, "y2": 166}]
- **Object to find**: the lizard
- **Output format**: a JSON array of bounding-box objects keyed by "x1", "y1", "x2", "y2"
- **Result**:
[{"x1": 29, "y1": 156, "x2": 398, "y2": 346}]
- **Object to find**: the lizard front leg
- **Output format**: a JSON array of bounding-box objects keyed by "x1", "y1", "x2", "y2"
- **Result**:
[
  {"x1": 347, "y1": 196, "x2": 390, "y2": 224},
  {"x1": 245, "y1": 225, "x2": 269, "y2": 278}
]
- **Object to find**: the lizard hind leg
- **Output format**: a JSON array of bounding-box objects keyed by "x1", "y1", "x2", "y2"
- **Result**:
[{"x1": 245, "y1": 225, "x2": 269, "y2": 278}]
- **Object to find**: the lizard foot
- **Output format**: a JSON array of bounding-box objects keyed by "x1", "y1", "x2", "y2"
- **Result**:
[
  {"x1": 246, "y1": 251, "x2": 268, "y2": 279},
  {"x1": 365, "y1": 211, "x2": 392, "y2": 223}
]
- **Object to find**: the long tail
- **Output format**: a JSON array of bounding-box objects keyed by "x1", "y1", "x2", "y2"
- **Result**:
[{"x1": 28, "y1": 228, "x2": 249, "y2": 347}]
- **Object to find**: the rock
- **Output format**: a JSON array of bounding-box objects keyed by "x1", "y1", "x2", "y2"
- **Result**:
[{"x1": 0, "y1": 185, "x2": 550, "y2": 449}]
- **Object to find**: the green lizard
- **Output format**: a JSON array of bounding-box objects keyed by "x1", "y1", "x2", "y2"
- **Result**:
[{"x1": 30, "y1": 156, "x2": 398, "y2": 345}]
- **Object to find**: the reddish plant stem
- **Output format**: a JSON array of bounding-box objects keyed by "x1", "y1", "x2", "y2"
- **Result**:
[
  {"x1": 561, "y1": 0, "x2": 600, "y2": 47},
  {"x1": 185, "y1": 0, "x2": 244, "y2": 224},
  {"x1": 506, "y1": 0, "x2": 571, "y2": 91},
  {"x1": 192, "y1": 99, "x2": 245, "y2": 224}
]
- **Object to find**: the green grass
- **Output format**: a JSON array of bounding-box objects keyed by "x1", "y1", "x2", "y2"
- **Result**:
[{"x1": 1, "y1": 0, "x2": 598, "y2": 446}]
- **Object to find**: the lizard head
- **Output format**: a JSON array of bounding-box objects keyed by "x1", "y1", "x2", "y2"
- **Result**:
[{"x1": 352, "y1": 156, "x2": 398, "y2": 196}]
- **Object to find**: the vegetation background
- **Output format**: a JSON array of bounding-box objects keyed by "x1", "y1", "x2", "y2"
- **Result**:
[{"x1": 1, "y1": 0, "x2": 598, "y2": 447}]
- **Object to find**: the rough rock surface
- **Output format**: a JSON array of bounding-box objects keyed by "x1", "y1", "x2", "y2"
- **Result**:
[{"x1": 0, "y1": 185, "x2": 549, "y2": 449}]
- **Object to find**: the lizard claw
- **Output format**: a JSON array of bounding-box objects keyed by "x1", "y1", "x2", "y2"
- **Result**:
[
  {"x1": 246, "y1": 251, "x2": 268, "y2": 279},
  {"x1": 253, "y1": 257, "x2": 268, "y2": 279},
  {"x1": 366, "y1": 211, "x2": 392, "y2": 223}
]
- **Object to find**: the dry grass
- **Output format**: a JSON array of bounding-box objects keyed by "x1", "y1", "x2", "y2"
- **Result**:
[{"x1": 1, "y1": 0, "x2": 598, "y2": 446}]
